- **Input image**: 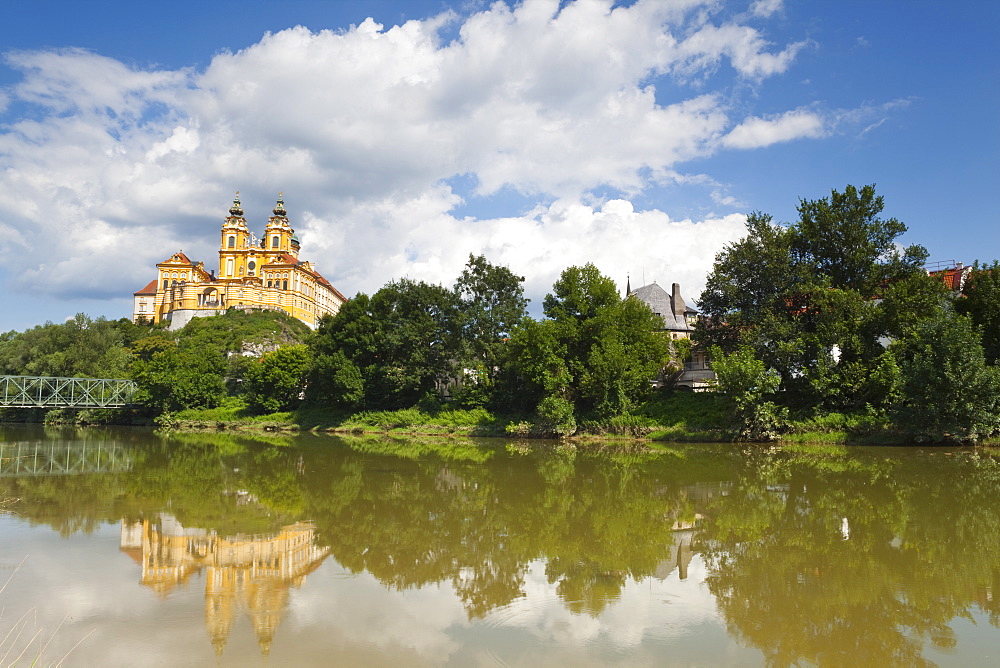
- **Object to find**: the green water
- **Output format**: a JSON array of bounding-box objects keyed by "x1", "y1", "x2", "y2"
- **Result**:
[{"x1": 1, "y1": 425, "x2": 997, "y2": 666}]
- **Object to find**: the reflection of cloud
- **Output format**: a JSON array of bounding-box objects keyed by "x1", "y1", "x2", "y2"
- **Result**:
[{"x1": 4, "y1": 517, "x2": 755, "y2": 665}]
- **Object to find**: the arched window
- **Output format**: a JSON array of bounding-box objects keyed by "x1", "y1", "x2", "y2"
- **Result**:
[
  {"x1": 283, "y1": 280, "x2": 288, "y2": 290},
  {"x1": 228, "y1": 236, "x2": 235, "y2": 248},
  {"x1": 162, "y1": 279, "x2": 168, "y2": 289},
  {"x1": 272, "y1": 235, "x2": 279, "y2": 248}
]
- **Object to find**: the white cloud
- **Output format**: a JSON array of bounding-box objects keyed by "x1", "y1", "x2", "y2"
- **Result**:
[
  {"x1": 750, "y1": 0, "x2": 784, "y2": 18},
  {"x1": 0, "y1": 0, "x2": 837, "y2": 315},
  {"x1": 721, "y1": 107, "x2": 826, "y2": 149}
]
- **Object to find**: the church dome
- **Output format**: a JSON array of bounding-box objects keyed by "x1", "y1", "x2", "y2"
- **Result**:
[
  {"x1": 273, "y1": 193, "x2": 286, "y2": 217},
  {"x1": 229, "y1": 193, "x2": 244, "y2": 217}
]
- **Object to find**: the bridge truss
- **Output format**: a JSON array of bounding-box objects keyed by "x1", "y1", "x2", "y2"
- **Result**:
[
  {"x1": 0, "y1": 440, "x2": 133, "y2": 477},
  {"x1": 0, "y1": 375, "x2": 137, "y2": 409}
]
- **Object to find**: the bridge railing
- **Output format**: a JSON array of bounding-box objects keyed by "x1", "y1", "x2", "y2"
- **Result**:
[{"x1": 0, "y1": 375, "x2": 138, "y2": 409}]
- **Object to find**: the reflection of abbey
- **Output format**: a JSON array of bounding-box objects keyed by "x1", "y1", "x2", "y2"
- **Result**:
[
  {"x1": 132, "y1": 194, "x2": 347, "y2": 329},
  {"x1": 120, "y1": 514, "x2": 330, "y2": 656}
]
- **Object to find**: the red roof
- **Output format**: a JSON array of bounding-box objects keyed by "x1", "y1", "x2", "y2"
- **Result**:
[
  {"x1": 313, "y1": 271, "x2": 348, "y2": 302},
  {"x1": 158, "y1": 251, "x2": 195, "y2": 265},
  {"x1": 929, "y1": 266, "x2": 969, "y2": 291},
  {"x1": 269, "y1": 253, "x2": 347, "y2": 302},
  {"x1": 134, "y1": 279, "x2": 158, "y2": 296}
]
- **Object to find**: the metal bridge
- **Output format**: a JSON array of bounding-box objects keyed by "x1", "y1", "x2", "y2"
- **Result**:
[
  {"x1": 0, "y1": 375, "x2": 137, "y2": 409},
  {"x1": 0, "y1": 440, "x2": 133, "y2": 477}
]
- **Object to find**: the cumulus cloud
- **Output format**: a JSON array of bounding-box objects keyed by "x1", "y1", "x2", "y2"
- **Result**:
[{"x1": 0, "y1": 0, "x2": 851, "y2": 317}]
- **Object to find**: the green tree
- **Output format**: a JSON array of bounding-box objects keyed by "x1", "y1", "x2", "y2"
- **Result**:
[
  {"x1": 501, "y1": 317, "x2": 572, "y2": 414},
  {"x1": 244, "y1": 344, "x2": 313, "y2": 413},
  {"x1": 580, "y1": 296, "x2": 671, "y2": 416},
  {"x1": 698, "y1": 185, "x2": 929, "y2": 411},
  {"x1": 306, "y1": 350, "x2": 364, "y2": 409},
  {"x1": 131, "y1": 344, "x2": 227, "y2": 412},
  {"x1": 453, "y1": 254, "x2": 528, "y2": 406},
  {"x1": 503, "y1": 264, "x2": 670, "y2": 423},
  {"x1": 955, "y1": 260, "x2": 1000, "y2": 365},
  {"x1": 309, "y1": 280, "x2": 461, "y2": 410},
  {"x1": 0, "y1": 314, "x2": 134, "y2": 379},
  {"x1": 891, "y1": 310, "x2": 1000, "y2": 443},
  {"x1": 793, "y1": 184, "x2": 926, "y2": 294},
  {"x1": 709, "y1": 345, "x2": 786, "y2": 440}
]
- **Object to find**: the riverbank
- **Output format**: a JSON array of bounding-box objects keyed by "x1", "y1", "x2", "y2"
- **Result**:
[
  {"x1": 7, "y1": 394, "x2": 997, "y2": 446},
  {"x1": 152, "y1": 396, "x2": 998, "y2": 446}
]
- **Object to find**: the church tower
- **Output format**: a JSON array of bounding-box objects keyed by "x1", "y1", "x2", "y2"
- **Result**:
[
  {"x1": 263, "y1": 194, "x2": 296, "y2": 259},
  {"x1": 219, "y1": 194, "x2": 254, "y2": 279}
]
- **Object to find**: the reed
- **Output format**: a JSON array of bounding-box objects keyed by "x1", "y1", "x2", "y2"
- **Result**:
[{"x1": 0, "y1": 556, "x2": 93, "y2": 667}]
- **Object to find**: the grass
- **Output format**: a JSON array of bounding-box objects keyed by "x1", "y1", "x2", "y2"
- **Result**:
[{"x1": 129, "y1": 392, "x2": 1000, "y2": 446}]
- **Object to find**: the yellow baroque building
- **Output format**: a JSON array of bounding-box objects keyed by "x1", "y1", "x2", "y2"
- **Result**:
[{"x1": 132, "y1": 194, "x2": 347, "y2": 329}]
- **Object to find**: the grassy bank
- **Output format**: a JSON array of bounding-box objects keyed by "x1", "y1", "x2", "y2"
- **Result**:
[
  {"x1": 158, "y1": 393, "x2": 941, "y2": 445},
  {"x1": 9, "y1": 394, "x2": 997, "y2": 446}
]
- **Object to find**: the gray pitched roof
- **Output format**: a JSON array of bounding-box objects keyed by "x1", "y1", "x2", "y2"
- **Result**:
[{"x1": 630, "y1": 282, "x2": 695, "y2": 332}]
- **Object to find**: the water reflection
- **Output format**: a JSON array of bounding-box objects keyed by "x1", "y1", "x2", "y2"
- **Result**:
[
  {"x1": 120, "y1": 515, "x2": 330, "y2": 655},
  {"x1": 1, "y1": 425, "x2": 999, "y2": 666}
]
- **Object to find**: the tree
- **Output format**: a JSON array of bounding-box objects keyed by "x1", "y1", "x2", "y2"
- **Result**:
[
  {"x1": 131, "y1": 344, "x2": 227, "y2": 412},
  {"x1": 0, "y1": 314, "x2": 134, "y2": 379},
  {"x1": 580, "y1": 296, "x2": 672, "y2": 417},
  {"x1": 697, "y1": 185, "x2": 930, "y2": 410},
  {"x1": 709, "y1": 345, "x2": 786, "y2": 441},
  {"x1": 502, "y1": 317, "x2": 573, "y2": 414},
  {"x1": 955, "y1": 260, "x2": 1000, "y2": 365},
  {"x1": 308, "y1": 280, "x2": 461, "y2": 410},
  {"x1": 503, "y1": 264, "x2": 671, "y2": 422},
  {"x1": 793, "y1": 184, "x2": 926, "y2": 294},
  {"x1": 453, "y1": 254, "x2": 528, "y2": 404},
  {"x1": 305, "y1": 350, "x2": 364, "y2": 409},
  {"x1": 244, "y1": 344, "x2": 313, "y2": 413},
  {"x1": 892, "y1": 310, "x2": 1000, "y2": 443}
]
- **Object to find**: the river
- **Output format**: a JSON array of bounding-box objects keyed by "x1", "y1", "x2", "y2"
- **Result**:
[{"x1": 0, "y1": 424, "x2": 997, "y2": 666}]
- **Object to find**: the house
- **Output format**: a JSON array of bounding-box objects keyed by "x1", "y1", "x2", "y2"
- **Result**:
[{"x1": 627, "y1": 281, "x2": 714, "y2": 390}]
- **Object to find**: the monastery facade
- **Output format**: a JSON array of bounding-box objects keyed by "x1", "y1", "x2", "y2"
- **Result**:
[{"x1": 133, "y1": 194, "x2": 346, "y2": 329}]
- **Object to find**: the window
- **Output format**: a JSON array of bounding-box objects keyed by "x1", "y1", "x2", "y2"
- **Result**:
[
  {"x1": 283, "y1": 280, "x2": 288, "y2": 290},
  {"x1": 272, "y1": 235, "x2": 279, "y2": 248},
  {"x1": 227, "y1": 258, "x2": 234, "y2": 276},
  {"x1": 228, "y1": 236, "x2": 235, "y2": 248}
]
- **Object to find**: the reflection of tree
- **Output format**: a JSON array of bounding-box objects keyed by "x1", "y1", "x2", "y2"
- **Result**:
[
  {"x1": 700, "y1": 447, "x2": 1000, "y2": 667},
  {"x1": 17, "y1": 423, "x2": 1000, "y2": 662},
  {"x1": 302, "y1": 438, "x2": 705, "y2": 618}
]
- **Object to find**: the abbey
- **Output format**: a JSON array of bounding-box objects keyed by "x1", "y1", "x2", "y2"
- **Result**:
[{"x1": 132, "y1": 194, "x2": 346, "y2": 329}]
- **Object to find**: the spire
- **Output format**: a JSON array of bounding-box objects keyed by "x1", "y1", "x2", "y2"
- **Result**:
[
  {"x1": 626, "y1": 273, "x2": 631, "y2": 296},
  {"x1": 228, "y1": 191, "x2": 244, "y2": 217},
  {"x1": 272, "y1": 191, "x2": 286, "y2": 217}
]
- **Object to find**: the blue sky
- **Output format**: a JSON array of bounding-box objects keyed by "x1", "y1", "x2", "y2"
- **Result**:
[{"x1": 0, "y1": 0, "x2": 996, "y2": 332}]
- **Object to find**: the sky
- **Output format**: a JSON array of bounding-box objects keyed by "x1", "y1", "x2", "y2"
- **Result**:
[{"x1": 0, "y1": 0, "x2": 997, "y2": 332}]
